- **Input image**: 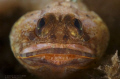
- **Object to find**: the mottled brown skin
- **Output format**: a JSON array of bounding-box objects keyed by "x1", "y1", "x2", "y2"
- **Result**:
[{"x1": 9, "y1": 1, "x2": 109, "y2": 78}]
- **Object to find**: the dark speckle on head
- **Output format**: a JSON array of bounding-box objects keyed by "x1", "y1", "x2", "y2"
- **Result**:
[
  {"x1": 63, "y1": 35, "x2": 69, "y2": 41},
  {"x1": 34, "y1": 20, "x2": 37, "y2": 22},
  {"x1": 47, "y1": 6, "x2": 50, "y2": 8},
  {"x1": 75, "y1": 10, "x2": 79, "y2": 15},
  {"x1": 50, "y1": 34, "x2": 56, "y2": 39},
  {"x1": 59, "y1": 15, "x2": 62, "y2": 22},
  {"x1": 83, "y1": 32, "x2": 90, "y2": 41},
  {"x1": 58, "y1": 2, "x2": 62, "y2": 6},
  {"x1": 30, "y1": 14, "x2": 34, "y2": 16},
  {"x1": 28, "y1": 32, "x2": 36, "y2": 40},
  {"x1": 86, "y1": 14, "x2": 89, "y2": 17}
]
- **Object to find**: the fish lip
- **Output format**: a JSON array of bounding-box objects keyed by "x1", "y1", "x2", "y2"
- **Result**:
[
  {"x1": 19, "y1": 43, "x2": 95, "y2": 66},
  {"x1": 21, "y1": 43, "x2": 94, "y2": 54},
  {"x1": 19, "y1": 54, "x2": 95, "y2": 66}
]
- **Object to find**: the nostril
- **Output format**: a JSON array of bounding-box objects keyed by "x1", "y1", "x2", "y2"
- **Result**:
[
  {"x1": 50, "y1": 34, "x2": 56, "y2": 39},
  {"x1": 63, "y1": 35, "x2": 69, "y2": 41},
  {"x1": 83, "y1": 33, "x2": 90, "y2": 41}
]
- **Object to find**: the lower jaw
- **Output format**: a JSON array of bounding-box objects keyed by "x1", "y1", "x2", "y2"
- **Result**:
[
  {"x1": 19, "y1": 54, "x2": 95, "y2": 67},
  {"x1": 18, "y1": 48, "x2": 95, "y2": 66},
  {"x1": 19, "y1": 53, "x2": 96, "y2": 78},
  {"x1": 18, "y1": 51, "x2": 96, "y2": 77}
]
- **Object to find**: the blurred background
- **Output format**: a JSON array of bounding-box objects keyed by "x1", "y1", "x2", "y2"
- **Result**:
[{"x1": 0, "y1": 0, "x2": 120, "y2": 79}]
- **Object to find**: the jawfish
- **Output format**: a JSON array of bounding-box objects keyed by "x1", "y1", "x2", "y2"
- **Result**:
[{"x1": 9, "y1": 0, "x2": 109, "y2": 78}]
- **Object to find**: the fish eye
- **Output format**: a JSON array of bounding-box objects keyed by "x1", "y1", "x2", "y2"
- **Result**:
[
  {"x1": 37, "y1": 18, "x2": 45, "y2": 29},
  {"x1": 35, "y1": 18, "x2": 45, "y2": 36},
  {"x1": 74, "y1": 19, "x2": 83, "y2": 35}
]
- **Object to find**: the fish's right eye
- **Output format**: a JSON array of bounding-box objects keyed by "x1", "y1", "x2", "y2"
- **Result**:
[
  {"x1": 37, "y1": 18, "x2": 45, "y2": 29},
  {"x1": 35, "y1": 18, "x2": 45, "y2": 36}
]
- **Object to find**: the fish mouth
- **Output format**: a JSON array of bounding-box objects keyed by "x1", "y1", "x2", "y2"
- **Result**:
[{"x1": 18, "y1": 43, "x2": 95, "y2": 66}]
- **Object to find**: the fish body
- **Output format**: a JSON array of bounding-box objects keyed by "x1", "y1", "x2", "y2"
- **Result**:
[{"x1": 9, "y1": 0, "x2": 109, "y2": 78}]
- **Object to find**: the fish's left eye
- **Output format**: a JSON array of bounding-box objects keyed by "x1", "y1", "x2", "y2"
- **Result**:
[{"x1": 74, "y1": 19, "x2": 83, "y2": 35}]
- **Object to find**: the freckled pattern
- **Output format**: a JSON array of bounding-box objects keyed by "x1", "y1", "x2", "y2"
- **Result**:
[{"x1": 9, "y1": 0, "x2": 109, "y2": 78}]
